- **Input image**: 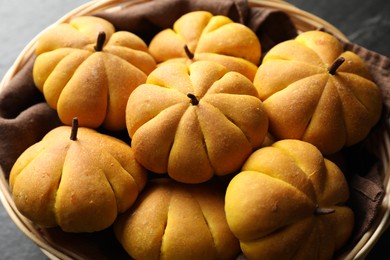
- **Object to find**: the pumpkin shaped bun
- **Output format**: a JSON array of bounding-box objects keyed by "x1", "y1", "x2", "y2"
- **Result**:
[
  {"x1": 33, "y1": 16, "x2": 157, "y2": 131},
  {"x1": 126, "y1": 60, "x2": 269, "y2": 184},
  {"x1": 9, "y1": 119, "x2": 148, "y2": 233},
  {"x1": 254, "y1": 30, "x2": 382, "y2": 154},
  {"x1": 148, "y1": 11, "x2": 261, "y2": 81},
  {"x1": 225, "y1": 139, "x2": 354, "y2": 260},
  {"x1": 114, "y1": 178, "x2": 241, "y2": 260}
]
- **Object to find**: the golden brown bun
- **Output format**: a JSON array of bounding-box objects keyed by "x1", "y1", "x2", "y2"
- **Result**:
[
  {"x1": 254, "y1": 30, "x2": 382, "y2": 154},
  {"x1": 9, "y1": 125, "x2": 148, "y2": 232},
  {"x1": 148, "y1": 11, "x2": 261, "y2": 81},
  {"x1": 114, "y1": 178, "x2": 241, "y2": 259},
  {"x1": 225, "y1": 139, "x2": 354, "y2": 259},
  {"x1": 126, "y1": 60, "x2": 268, "y2": 183},
  {"x1": 33, "y1": 16, "x2": 156, "y2": 131}
]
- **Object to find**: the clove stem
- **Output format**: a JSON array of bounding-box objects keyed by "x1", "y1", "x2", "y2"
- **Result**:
[
  {"x1": 187, "y1": 93, "x2": 199, "y2": 106},
  {"x1": 328, "y1": 57, "x2": 345, "y2": 75},
  {"x1": 94, "y1": 31, "x2": 106, "y2": 52},
  {"x1": 70, "y1": 117, "x2": 79, "y2": 141},
  {"x1": 184, "y1": 45, "x2": 194, "y2": 59}
]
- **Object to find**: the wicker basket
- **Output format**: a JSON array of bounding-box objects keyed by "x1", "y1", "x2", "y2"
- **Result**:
[{"x1": 0, "y1": 0, "x2": 389, "y2": 259}]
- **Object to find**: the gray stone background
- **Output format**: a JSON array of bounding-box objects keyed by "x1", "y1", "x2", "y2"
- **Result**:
[{"x1": 0, "y1": 0, "x2": 389, "y2": 259}]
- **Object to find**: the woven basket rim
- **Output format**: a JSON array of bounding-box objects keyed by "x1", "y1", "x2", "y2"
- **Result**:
[{"x1": 0, "y1": 0, "x2": 389, "y2": 259}]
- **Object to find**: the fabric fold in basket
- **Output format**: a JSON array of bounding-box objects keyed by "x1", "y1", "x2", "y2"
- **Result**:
[{"x1": 0, "y1": 0, "x2": 389, "y2": 258}]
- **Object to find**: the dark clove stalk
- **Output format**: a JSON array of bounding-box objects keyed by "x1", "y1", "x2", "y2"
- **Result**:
[{"x1": 70, "y1": 117, "x2": 79, "y2": 141}]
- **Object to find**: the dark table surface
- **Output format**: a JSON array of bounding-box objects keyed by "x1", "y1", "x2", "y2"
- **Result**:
[{"x1": 0, "y1": 0, "x2": 389, "y2": 259}]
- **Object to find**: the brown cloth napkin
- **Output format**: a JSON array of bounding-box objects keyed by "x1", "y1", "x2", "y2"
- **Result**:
[
  {"x1": 0, "y1": 0, "x2": 389, "y2": 258},
  {"x1": 0, "y1": 58, "x2": 62, "y2": 175}
]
